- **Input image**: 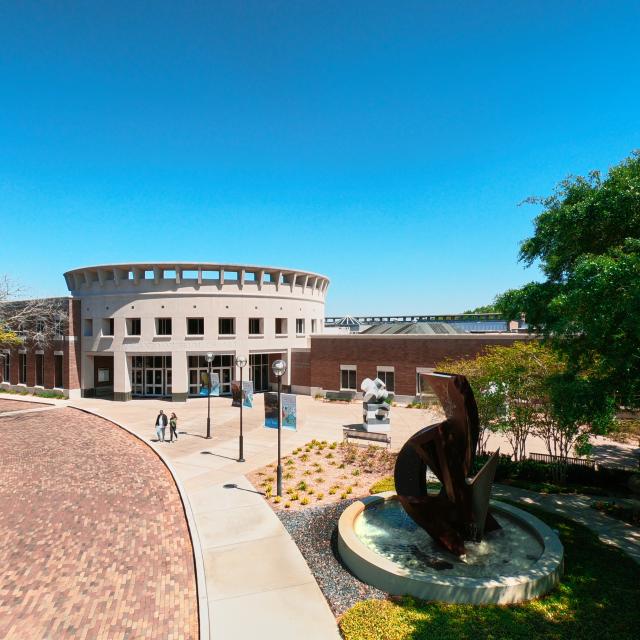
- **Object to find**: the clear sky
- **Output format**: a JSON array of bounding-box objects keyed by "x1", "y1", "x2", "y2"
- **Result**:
[{"x1": 1, "y1": 1, "x2": 639, "y2": 315}]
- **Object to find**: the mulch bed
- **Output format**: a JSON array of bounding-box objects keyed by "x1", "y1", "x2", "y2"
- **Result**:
[{"x1": 278, "y1": 499, "x2": 387, "y2": 617}]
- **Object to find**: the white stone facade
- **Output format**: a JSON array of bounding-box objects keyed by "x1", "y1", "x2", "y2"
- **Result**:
[{"x1": 64, "y1": 263, "x2": 329, "y2": 401}]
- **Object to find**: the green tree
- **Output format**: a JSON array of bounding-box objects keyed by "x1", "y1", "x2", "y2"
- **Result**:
[
  {"x1": 496, "y1": 153, "x2": 640, "y2": 409},
  {"x1": 463, "y1": 304, "x2": 497, "y2": 314},
  {"x1": 439, "y1": 342, "x2": 613, "y2": 462}
]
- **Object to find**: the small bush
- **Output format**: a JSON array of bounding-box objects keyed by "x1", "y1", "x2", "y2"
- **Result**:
[
  {"x1": 315, "y1": 477, "x2": 324, "y2": 484},
  {"x1": 340, "y1": 492, "x2": 349, "y2": 499},
  {"x1": 346, "y1": 486, "x2": 353, "y2": 494},
  {"x1": 273, "y1": 495, "x2": 281, "y2": 503},
  {"x1": 316, "y1": 492, "x2": 324, "y2": 500},
  {"x1": 290, "y1": 492, "x2": 299, "y2": 501},
  {"x1": 352, "y1": 469, "x2": 361, "y2": 476},
  {"x1": 300, "y1": 453, "x2": 309, "y2": 462},
  {"x1": 328, "y1": 487, "x2": 337, "y2": 495},
  {"x1": 297, "y1": 480, "x2": 308, "y2": 491},
  {"x1": 329, "y1": 442, "x2": 338, "y2": 450},
  {"x1": 300, "y1": 497, "x2": 310, "y2": 505},
  {"x1": 284, "y1": 502, "x2": 291, "y2": 509}
]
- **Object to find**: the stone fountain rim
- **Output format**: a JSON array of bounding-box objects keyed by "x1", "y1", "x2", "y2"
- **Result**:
[{"x1": 337, "y1": 491, "x2": 564, "y2": 604}]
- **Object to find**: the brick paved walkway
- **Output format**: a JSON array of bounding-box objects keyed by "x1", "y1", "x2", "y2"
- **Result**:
[
  {"x1": 0, "y1": 407, "x2": 199, "y2": 640},
  {"x1": 0, "y1": 398, "x2": 51, "y2": 413}
]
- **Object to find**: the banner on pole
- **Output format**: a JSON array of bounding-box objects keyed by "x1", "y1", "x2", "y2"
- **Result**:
[
  {"x1": 232, "y1": 380, "x2": 254, "y2": 408},
  {"x1": 264, "y1": 392, "x2": 297, "y2": 430},
  {"x1": 199, "y1": 371, "x2": 220, "y2": 396}
]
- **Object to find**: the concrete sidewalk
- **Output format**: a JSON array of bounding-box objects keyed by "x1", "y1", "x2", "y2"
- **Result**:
[
  {"x1": 493, "y1": 485, "x2": 640, "y2": 565},
  {"x1": 72, "y1": 396, "x2": 342, "y2": 640}
]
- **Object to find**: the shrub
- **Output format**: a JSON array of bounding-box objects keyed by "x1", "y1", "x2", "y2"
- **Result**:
[
  {"x1": 300, "y1": 497, "x2": 310, "y2": 505},
  {"x1": 300, "y1": 454, "x2": 309, "y2": 462},
  {"x1": 284, "y1": 502, "x2": 291, "y2": 509},
  {"x1": 340, "y1": 492, "x2": 349, "y2": 499},
  {"x1": 315, "y1": 477, "x2": 324, "y2": 484},
  {"x1": 370, "y1": 476, "x2": 395, "y2": 493},
  {"x1": 352, "y1": 469, "x2": 361, "y2": 476},
  {"x1": 273, "y1": 496, "x2": 281, "y2": 503},
  {"x1": 297, "y1": 480, "x2": 308, "y2": 491},
  {"x1": 316, "y1": 492, "x2": 324, "y2": 500},
  {"x1": 346, "y1": 486, "x2": 353, "y2": 494},
  {"x1": 329, "y1": 442, "x2": 338, "y2": 449},
  {"x1": 328, "y1": 487, "x2": 337, "y2": 495},
  {"x1": 290, "y1": 492, "x2": 299, "y2": 501}
]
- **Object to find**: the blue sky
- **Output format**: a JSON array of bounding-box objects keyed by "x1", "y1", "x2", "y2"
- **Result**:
[{"x1": 1, "y1": 1, "x2": 639, "y2": 315}]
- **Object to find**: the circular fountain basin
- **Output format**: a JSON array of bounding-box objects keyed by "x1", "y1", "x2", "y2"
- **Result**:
[{"x1": 338, "y1": 492, "x2": 563, "y2": 605}]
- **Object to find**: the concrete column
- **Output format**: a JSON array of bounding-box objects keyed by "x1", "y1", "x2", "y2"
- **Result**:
[
  {"x1": 81, "y1": 353, "x2": 95, "y2": 398},
  {"x1": 113, "y1": 351, "x2": 132, "y2": 401},
  {"x1": 171, "y1": 351, "x2": 188, "y2": 402}
]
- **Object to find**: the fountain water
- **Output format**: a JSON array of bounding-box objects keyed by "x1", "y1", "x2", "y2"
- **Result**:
[{"x1": 337, "y1": 372, "x2": 564, "y2": 604}]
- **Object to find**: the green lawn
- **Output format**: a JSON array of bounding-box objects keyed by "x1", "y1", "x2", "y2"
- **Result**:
[{"x1": 340, "y1": 501, "x2": 639, "y2": 640}]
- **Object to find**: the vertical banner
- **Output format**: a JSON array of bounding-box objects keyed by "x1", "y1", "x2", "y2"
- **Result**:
[
  {"x1": 264, "y1": 392, "x2": 278, "y2": 428},
  {"x1": 281, "y1": 393, "x2": 297, "y2": 430},
  {"x1": 264, "y1": 392, "x2": 297, "y2": 431},
  {"x1": 200, "y1": 371, "x2": 220, "y2": 396},
  {"x1": 231, "y1": 380, "x2": 242, "y2": 407},
  {"x1": 242, "y1": 380, "x2": 254, "y2": 408},
  {"x1": 232, "y1": 380, "x2": 254, "y2": 408}
]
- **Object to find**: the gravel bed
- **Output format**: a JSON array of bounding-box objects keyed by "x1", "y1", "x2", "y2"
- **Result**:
[{"x1": 278, "y1": 499, "x2": 388, "y2": 616}]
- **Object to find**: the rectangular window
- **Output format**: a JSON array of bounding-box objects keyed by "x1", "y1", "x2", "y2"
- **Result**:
[
  {"x1": 340, "y1": 365, "x2": 357, "y2": 391},
  {"x1": 2, "y1": 353, "x2": 10, "y2": 382},
  {"x1": 275, "y1": 318, "x2": 287, "y2": 335},
  {"x1": 97, "y1": 368, "x2": 110, "y2": 383},
  {"x1": 36, "y1": 319, "x2": 45, "y2": 333},
  {"x1": 249, "y1": 317, "x2": 263, "y2": 335},
  {"x1": 296, "y1": 318, "x2": 305, "y2": 335},
  {"x1": 377, "y1": 367, "x2": 395, "y2": 392},
  {"x1": 36, "y1": 354, "x2": 44, "y2": 386},
  {"x1": 102, "y1": 318, "x2": 114, "y2": 336},
  {"x1": 219, "y1": 318, "x2": 235, "y2": 335},
  {"x1": 156, "y1": 318, "x2": 172, "y2": 336},
  {"x1": 311, "y1": 319, "x2": 317, "y2": 333},
  {"x1": 19, "y1": 353, "x2": 27, "y2": 384},
  {"x1": 54, "y1": 354, "x2": 63, "y2": 388},
  {"x1": 187, "y1": 317, "x2": 204, "y2": 335},
  {"x1": 127, "y1": 318, "x2": 141, "y2": 336},
  {"x1": 83, "y1": 319, "x2": 93, "y2": 337}
]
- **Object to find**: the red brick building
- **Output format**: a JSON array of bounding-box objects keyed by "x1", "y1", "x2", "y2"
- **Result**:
[
  {"x1": 302, "y1": 333, "x2": 531, "y2": 400},
  {"x1": 0, "y1": 298, "x2": 82, "y2": 398}
]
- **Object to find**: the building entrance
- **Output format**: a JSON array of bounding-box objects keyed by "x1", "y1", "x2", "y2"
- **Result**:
[
  {"x1": 250, "y1": 353, "x2": 270, "y2": 392},
  {"x1": 132, "y1": 356, "x2": 172, "y2": 397},
  {"x1": 188, "y1": 354, "x2": 233, "y2": 396}
]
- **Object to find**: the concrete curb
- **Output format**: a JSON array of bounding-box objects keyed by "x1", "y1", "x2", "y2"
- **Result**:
[{"x1": 69, "y1": 404, "x2": 210, "y2": 640}]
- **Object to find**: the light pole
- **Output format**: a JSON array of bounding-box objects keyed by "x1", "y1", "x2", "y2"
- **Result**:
[
  {"x1": 235, "y1": 355, "x2": 247, "y2": 462},
  {"x1": 205, "y1": 352, "x2": 214, "y2": 439},
  {"x1": 272, "y1": 358, "x2": 287, "y2": 497}
]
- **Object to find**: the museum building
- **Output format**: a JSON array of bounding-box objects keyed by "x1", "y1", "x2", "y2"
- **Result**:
[{"x1": 1, "y1": 261, "x2": 527, "y2": 401}]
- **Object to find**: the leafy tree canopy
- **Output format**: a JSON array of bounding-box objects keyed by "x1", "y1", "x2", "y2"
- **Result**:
[
  {"x1": 497, "y1": 153, "x2": 640, "y2": 408},
  {"x1": 463, "y1": 304, "x2": 497, "y2": 314}
]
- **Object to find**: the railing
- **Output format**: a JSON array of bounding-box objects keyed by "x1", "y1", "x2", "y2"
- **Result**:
[{"x1": 529, "y1": 452, "x2": 596, "y2": 469}]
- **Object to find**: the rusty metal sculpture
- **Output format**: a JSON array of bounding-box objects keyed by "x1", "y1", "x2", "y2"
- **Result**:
[{"x1": 394, "y1": 372, "x2": 500, "y2": 557}]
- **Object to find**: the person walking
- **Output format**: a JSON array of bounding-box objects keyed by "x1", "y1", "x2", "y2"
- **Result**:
[
  {"x1": 169, "y1": 412, "x2": 178, "y2": 443},
  {"x1": 155, "y1": 409, "x2": 168, "y2": 442}
]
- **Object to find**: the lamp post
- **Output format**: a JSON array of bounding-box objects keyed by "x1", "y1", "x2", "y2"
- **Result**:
[
  {"x1": 205, "y1": 352, "x2": 214, "y2": 439},
  {"x1": 271, "y1": 358, "x2": 287, "y2": 497},
  {"x1": 235, "y1": 355, "x2": 247, "y2": 462}
]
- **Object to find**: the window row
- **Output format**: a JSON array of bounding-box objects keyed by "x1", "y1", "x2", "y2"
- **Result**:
[
  {"x1": 339, "y1": 365, "x2": 395, "y2": 392},
  {"x1": 84, "y1": 316, "x2": 318, "y2": 337},
  {"x1": 0, "y1": 353, "x2": 64, "y2": 388}
]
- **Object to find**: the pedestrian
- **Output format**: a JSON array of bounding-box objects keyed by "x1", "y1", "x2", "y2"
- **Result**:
[
  {"x1": 169, "y1": 412, "x2": 178, "y2": 443},
  {"x1": 155, "y1": 409, "x2": 168, "y2": 442}
]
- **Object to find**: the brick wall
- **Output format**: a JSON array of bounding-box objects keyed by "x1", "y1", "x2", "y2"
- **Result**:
[
  {"x1": 290, "y1": 349, "x2": 311, "y2": 387},
  {"x1": 308, "y1": 334, "x2": 531, "y2": 396},
  {"x1": 0, "y1": 298, "x2": 81, "y2": 395}
]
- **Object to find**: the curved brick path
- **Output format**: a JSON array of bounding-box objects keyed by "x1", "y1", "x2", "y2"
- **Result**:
[{"x1": 0, "y1": 407, "x2": 199, "y2": 640}]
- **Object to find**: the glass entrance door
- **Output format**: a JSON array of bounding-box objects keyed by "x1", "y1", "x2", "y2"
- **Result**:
[
  {"x1": 250, "y1": 353, "x2": 270, "y2": 392},
  {"x1": 132, "y1": 355, "x2": 172, "y2": 397},
  {"x1": 188, "y1": 354, "x2": 233, "y2": 395}
]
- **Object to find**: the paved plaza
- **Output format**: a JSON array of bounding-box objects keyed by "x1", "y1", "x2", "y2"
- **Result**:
[
  {"x1": 0, "y1": 405, "x2": 198, "y2": 640},
  {"x1": 0, "y1": 394, "x2": 638, "y2": 640}
]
